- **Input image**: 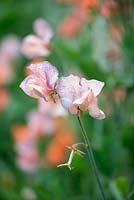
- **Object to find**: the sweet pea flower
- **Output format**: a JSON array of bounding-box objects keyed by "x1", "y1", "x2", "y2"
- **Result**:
[
  {"x1": 57, "y1": 74, "x2": 105, "y2": 119},
  {"x1": 21, "y1": 18, "x2": 53, "y2": 58},
  {"x1": 20, "y1": 61, "x2": 59, "y2": 102}
]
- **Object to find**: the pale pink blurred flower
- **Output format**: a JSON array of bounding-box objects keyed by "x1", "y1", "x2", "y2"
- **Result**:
[
  {"x1": 16, "y1": 153, "x2": 39, "y2": 172},
  {"x1": 12, "y1": 124, "x2": 39, "y2": 172},
  {"x1": 0, "y1": 35, "x2": 19, "y2": 64},
  {"x1": 38, "y1": 98, "x2": 67, "y2": 117},
  {"x1": 15, "y1": 142, "x2": 37, "y2": 157},
  {"x1": 20, "y1": 61, "x2": 59, "y2": 102},
  {"x1": 14, "y1": 139, "x2": 39, "y2": 172},
  {"x1": 57, "y1": 74, "x2": 105, "y2": 119},
  {"x1": 27, "y1": 110, "x2": 54, "y2": 137},
  {"x1": 26, "y1": 98, "x2": 67, "y2": 138},
  {"x1": 21, "y1": 187, "x2": 37, "y2": 200},
  {"x1": 21, "y1": 35, "x2": 50, "y2": 58},
  {"x1": 33, "y1": 18, "x2": 53, "y2": 43},
  {"x1": 21, "y1": 18, "x2": 53, "y2": 58},
  {"x1": 0, "y1": 36, "x2": 20, "y2": 85}
]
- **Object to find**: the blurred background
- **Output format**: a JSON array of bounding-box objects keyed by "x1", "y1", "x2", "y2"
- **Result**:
[{"x1": 0, "y1": 0, "x2": 133, "y2": 199}]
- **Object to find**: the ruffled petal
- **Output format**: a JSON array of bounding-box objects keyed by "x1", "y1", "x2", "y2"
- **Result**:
[
  {"x1": 81, "y1": 78, "x2": 104, "y2": 96},
  {"x1": 20, "y1": 75, "x2": 45, "y2": 99},
  {"x1": 57, "y1": 75, "x2": 80, "y2": 111},
  {"x1": 28, "y1": 61, "x2": 59, "y2": 90},
  {"x1": 88, "y1": 98, "x2": 105, "y2": 120}
]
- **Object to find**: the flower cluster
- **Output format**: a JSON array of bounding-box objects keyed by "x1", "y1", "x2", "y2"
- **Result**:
[
  {"x1": 12, "y1": 98, "x2": 75, "y2": 172},
  {"x1": 20, "y1": 61, "x2": 105, "y2": 119}
]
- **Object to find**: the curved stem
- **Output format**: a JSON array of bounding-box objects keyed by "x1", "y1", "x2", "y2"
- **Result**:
[{"x1": 77, "y1": 116, "x2": 106, "y2": 200}]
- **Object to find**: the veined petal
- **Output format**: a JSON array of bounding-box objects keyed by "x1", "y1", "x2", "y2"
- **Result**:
[
  {"x1": 88, "y1": 98, "x2": 105, "y2": 120},
  {"x1": 20, "y1": 75, "x2": 45, "y2": 99},
  {"x1": 28, "y1": 61, "x2": 59, "y2": 90},
  {"x1": 73, "y1": 90, "x2": 90, "y2": 112},
  {"x1": 57, "y1": 75, "x2": 80, "y2": 110},
  {"x1": 81, "y1": 78, "x2": 104, "y2": 96}
]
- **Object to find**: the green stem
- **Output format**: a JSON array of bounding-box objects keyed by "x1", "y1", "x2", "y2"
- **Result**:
[{"x1": 77, "y1": 116, "x2": 106, "y2": 200}]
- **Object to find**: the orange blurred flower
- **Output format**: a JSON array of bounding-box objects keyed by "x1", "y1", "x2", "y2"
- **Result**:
[
  {"x1": 0, "y1": 88, "x2": 10, "y2": 112},
  {"x1": 12, "y1": 124, "x2": 30, "y2": 143},
  {"x1": 58, "y1": 8, "x2": 88, "y2": 37},
  {"x1": 44, "y1": 124, "x2": 75, "y2": 166},
  {"x1": 112, "y1": 87, "x2": 127, "y2": 103},
  {"x1": 0, "y1": 64, "x2": 13, "y2": 85},
  {"x1": 82, "y1": 0, "x2": 99, "y2": 9},
  {"x1": 100, "y1": 0, "x2": 117, "y2": 18},
  {"x1": 58, "y1": 0, "x2": 98, "y2": 8},
  {"x1": 109, "y1": 23, "x2": 122, "y2": 41}
]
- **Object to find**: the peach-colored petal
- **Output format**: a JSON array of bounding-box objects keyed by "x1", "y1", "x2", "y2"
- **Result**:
[
  {"x1": 20, "y1": 61, "x2": 59, "y2": 102},
  {"x1": 88, "y1": 98, "x2": 105, "y2": 119},
  {"x1": 81, "y1": 79, "x2": 104, "y2": 96},
  {"x1": 68, "y1": 104, "x2": 78, "y2": 114},
  {"x1": 20, "y1": 75, "x2": 45, "y2": 99},
  {"x1": 21, "y1": 35, "x2": 50, "y2": 58},
  {"x1": 73, "y1": 90, "x2": 90, "y2": 112},
  {"x1": 28, "y1": 61, "x2": 59, "y2": 90},
  {"x1": 33, "y1": 18, "x2": 53, "y2": 43}
]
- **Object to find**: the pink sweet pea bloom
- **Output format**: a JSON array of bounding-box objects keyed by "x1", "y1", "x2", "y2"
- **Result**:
[
  {"x1": 20, "y1": 61, "x2": 59, "y2": 102},
  {"x1": 21, "y1": 18, "x2": 53, "y2": 58},
  {"x1": 57, "y1": 74, "x2": 105, "y2": 119}
]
